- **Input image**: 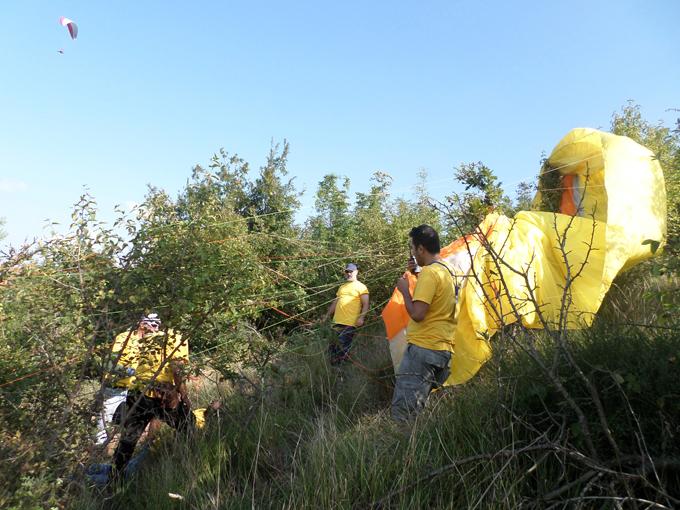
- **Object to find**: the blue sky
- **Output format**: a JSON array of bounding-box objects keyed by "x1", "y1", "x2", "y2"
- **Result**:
[{"x1": 1, "y1": 1, "x2": 678, "y2": 248}]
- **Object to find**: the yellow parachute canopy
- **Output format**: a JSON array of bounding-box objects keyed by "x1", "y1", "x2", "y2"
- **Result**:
[
  {"x1": 382, "y1": 128, "x2": 667, "y2": 385},
  {"x1": 534, "y1": 127, "x2": 666, "y2": 269}
]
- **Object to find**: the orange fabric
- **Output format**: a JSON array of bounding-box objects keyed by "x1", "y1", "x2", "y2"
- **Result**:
[
  {"x1": 560, "y1": 174, "x2": 577, "y2": 216},
  {"x1": 439, "y1": 235, "x2": 469, "y2": 258},
  {"x1": 381, "y1": 273, "x2": 417, "y2": 339}
]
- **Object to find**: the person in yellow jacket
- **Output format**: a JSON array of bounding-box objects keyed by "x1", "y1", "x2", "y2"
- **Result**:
[
  {"x1": 323, "y1": 263, "x2": 369, "y2": 364},
  {"x1": 391, "y1": 225, "x2": 456, "y2": 423},
  {"x1": 112, "y1": 314, "x2": 194, "y2": 475}
]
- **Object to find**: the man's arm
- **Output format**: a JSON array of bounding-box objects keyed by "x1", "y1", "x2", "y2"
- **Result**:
[
  {"x1": 323, "y1": 298, "x2": 338, "y2": 322},
  {"x1": 396, "y1": 277, "x2": 429, "y2": 322},
  {"x1": 355, "y1": 294, "x2": 369, "y2": 327}
]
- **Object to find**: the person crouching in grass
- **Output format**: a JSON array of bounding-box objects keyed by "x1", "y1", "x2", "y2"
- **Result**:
[{"x1": 112, "y1": 314, "x2": 194, "y2": 477}]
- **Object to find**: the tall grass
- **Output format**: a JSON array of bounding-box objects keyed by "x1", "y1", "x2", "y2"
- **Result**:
[{"x1": 77, "y1": 276, "x2": 680, "y2": 509}]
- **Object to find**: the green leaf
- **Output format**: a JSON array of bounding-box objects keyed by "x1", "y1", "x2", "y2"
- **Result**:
[{"x1": 642, "y1": 239, "x2": 661, "y2": 254}]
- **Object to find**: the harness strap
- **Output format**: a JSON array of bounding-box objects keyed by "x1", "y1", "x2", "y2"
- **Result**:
[{"x1": 431, "y1": 260, "x2": 461, "y2": 300}]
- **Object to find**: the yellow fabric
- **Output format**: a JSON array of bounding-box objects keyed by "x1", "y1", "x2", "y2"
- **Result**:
[
  {"x1": 406, "y1": 262, "x2": 456, "y2": 352},
  {"x1": 534, "y1": 128, "x2": 667, "y2": 269},
  {"x1": 132, "y1": 329, "x2": 189, "y2": 388},
  {"x1": 108, "y1": 331, "x2": 140, "y2": 388},
  {"x1": 333, "y1": 280, "x2": 369, "y2": 326},
  {"x1": 193, "y1": 408, "x2": 207, "y2": 429},
  {"x1": 448, "y1": 212, "x2": 610, "y2": 384},
  {"x1": 448, "y1": 128, "x2": 667, "y2": 385}
]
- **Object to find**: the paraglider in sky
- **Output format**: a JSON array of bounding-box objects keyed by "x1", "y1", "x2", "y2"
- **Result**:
[
  {"x1": 57, "y1": 49, "x2": 64, "y2": 54},
  {"x1": 59, "y1": 16, "x2": 78, "y2": 40}
]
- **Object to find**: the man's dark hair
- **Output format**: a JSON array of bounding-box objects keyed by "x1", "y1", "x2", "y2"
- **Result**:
[{"x1": 409, "y1": 224, "x2": 440, "y2": 254}]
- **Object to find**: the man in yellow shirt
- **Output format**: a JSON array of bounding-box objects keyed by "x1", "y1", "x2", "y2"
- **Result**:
[
  {"x1": 324, "y1": 263, "x2": 369, "y2": 364},
  {"x1": 112, "y1": 314, "x2": 193, "y2": 475},
  {"x1": 392, "y1": 225, "x2": 456, "y2": 422}
]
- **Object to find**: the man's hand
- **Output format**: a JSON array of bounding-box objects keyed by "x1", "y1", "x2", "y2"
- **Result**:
[
  {"x1": 355, "y1": 316, "x2": 365, "y2": 328},
  {"x1": 396, "y1": 276, "x2": 410, "y2": 296},
  {"x1": 407, "y1": 256, "x2": 418, "y2": 274}
]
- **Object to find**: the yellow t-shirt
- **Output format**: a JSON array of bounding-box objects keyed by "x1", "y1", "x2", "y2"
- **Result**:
[
  {"x1": 132, "y1": 329, "x2": 189, "y2": 388},
  {"x1": 406, "y1": 262, "x2": 456, "y2": 352},
  {"x1": 333, "y1": 280, "x2": 369, "y2": 327},
  {"x1": 108, "y1": 331, "x2": 140, "y2": 388}
]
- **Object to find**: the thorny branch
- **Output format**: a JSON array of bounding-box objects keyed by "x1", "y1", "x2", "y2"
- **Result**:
[{"x1": 431, "y1": 188, "x2": 675, "y2": 507}]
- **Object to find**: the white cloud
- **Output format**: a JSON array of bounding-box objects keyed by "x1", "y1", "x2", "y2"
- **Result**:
[{"x1": 0, "y1": 179, "x2": 28, "y2": 193}]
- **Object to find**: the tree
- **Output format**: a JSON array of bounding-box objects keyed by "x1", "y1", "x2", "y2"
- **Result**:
[
  {"x1": 0, "y1": 194, "x2": 129, "y2": 506},
  {"x1": 353, "y1": 171, "x2": 394, "y2": 249},
  {"x1": 445, "y1": 162, "x2": 513, "y2": 235},
  {"x1": 513, "y1": 181, "x2": 537, "y2": 213},
  {"x1": 122, "y1": 171, "x2": 268, "y2": 353},
  {"x1": 245, "y1": 140, "x2": 300, "y2": 237},
  {"x1": 307, "y1": 174, "x2": 353, "y2": 246},
  {"x1": 411, "y1": 168, "x2": 443, "y2": 226},
  {"x1": 353, "y1": 171, "x2": 394, "y2": 261}
]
